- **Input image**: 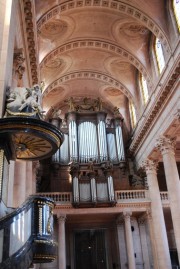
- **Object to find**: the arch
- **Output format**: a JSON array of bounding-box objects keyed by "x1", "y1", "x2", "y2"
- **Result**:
[
  {"x1": 42, "y1": 70, "x2": 134, "y2": 102},
  {"x1": 37, "y1": 0, "x2": 171, "y2": 52},
  {"x1": 40, "y1": 39, "x2": 152, "y2": 88}
]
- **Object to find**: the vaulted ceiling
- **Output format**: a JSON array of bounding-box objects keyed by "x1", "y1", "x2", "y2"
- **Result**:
[{"x1": 34, "y1": 0, "x2": 169, "y2": 132}]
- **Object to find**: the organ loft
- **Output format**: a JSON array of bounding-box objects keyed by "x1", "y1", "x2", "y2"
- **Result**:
[{"x1": 37, "y1": 97, "x2": 128, "y2": 207}]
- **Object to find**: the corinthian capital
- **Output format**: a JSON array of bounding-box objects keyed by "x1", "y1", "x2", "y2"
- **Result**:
[
  {"x1": 123, "y1": 210, "x2": 132, "y2": 221},
  {"x1": 140, "y1": 159, "x2": 158, "y2": 174},
  {"x1": 156, "y1": 135, "x2": 176, "y2": 155},
  {"x1": 57, "y1": 214, "x2": 66, "y2": 223}
]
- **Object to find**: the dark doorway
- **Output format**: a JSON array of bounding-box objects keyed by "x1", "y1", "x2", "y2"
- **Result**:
[{"x1": 74, "y1": 229, "x2": 107, "y2": 269}]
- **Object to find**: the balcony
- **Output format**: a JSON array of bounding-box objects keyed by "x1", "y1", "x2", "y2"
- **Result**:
[{"x1": 36, "y1": 190, "x2": 169, "y2": 208}]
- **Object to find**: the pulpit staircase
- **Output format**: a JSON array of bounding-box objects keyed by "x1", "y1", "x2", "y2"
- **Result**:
[{"x1": 0, "y1": 196, "x2": 57, "y2": 269}]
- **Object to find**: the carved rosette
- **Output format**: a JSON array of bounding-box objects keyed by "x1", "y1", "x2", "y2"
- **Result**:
[
  {"x1": 140, "y1": 159, "x2": 158, "y2": 174},
  {"x1": 156, "y1": 135, "x2": 176, "y2": 155}
]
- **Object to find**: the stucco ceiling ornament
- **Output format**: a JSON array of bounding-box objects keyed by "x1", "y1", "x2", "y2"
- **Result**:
[
  {"x1": 104, "y1": 88, "x2": 122, "y2": 96},
  {"x1": 40, "y1": 20, "x2": 68, "y2": 37},
  {"x1": 119, "y1": 23, "x2": 149, "y2": 38}
]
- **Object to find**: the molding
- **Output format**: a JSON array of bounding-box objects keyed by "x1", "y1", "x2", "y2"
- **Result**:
[
  {"x1": 40, "y1": 39, "x2": 151, "y2": 87},
  {"x1": 129, "y1": 59, "x2": 180, "y2": 155},
  {"x1": 20, "y1": 0, "x2": 39, "y2": 85},
  {"x1": 37, "y1": 0, "x2": 170, "y2": 53},
  {"x1": 42, "y1": 70, "x2": 134, "y2": 101}
]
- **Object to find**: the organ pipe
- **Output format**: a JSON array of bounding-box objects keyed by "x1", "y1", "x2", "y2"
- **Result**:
[
  {"x1": 97, "y1": 113, "x2": 108, "y2": 162},
  {"x1": 73, "y1": 176, "x2": 79, "y2": 203},
  {"x1": 68, "y1": 113, "x2": 78, "y2": 162},
  {"x1": 115, "y1": 119, "x2": 125, "y2": 162},
  {"x1": 107, "y1": 133, "x2": 117, "y2": 162},
  {"x1": 107, "y1": 176, "x2": 115, "y2": 201},
  {"x1": 90, "y1": 177, "x2": 97, "y2": 202},
  {"x1": 78, "y1": 121, "x2": 98, "y2": 163}
]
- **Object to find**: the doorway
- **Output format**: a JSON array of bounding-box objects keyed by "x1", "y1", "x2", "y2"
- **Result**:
[{"x1": 74, "y1": 229, "x2": 107, "y2": 269}]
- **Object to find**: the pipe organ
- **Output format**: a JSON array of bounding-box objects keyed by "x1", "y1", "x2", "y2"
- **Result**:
[
  {"x1": 51, "y1": 101, "x2": 125, "y2": 207},
  {"x1": 52, "y1": 111, "x2": 125, "y2": 165}
]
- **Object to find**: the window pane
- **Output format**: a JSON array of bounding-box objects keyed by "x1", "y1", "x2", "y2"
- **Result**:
[
  {"x1": 140, "y1": 75, "x2": 149, "y2": 104},
  {"x1": 173, "y1": 0, "x2": 180, "y2": 31},
  {"x1": 155, "y1": 38, "x2": 165, "y2": 73},
  {"x1": 129, "y1": 102, "x2": 137, "y2": 128}
]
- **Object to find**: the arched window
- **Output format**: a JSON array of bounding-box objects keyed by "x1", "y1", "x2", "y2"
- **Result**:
[
  {"x1": 173, "y1": 0, "x2": 180, "y2": 31},
  {"x1": 129, "y1": 101, "x2": 137, "y2": 129},
  {"x1": 140, "y1": 74, "x2": 149, "y2": 104},
  {"x1": 154, "y1": 38, "x2": 165, "y2": 74}
]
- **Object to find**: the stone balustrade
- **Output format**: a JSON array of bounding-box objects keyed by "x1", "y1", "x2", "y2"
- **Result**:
[
  {"x1": 37, "y1": 192, "x2": 72, "y2": 204},
  {"x1": 36, "y1": 190, "x2": 169, "y2": 207},
  {"x1": 115, "y1": 190, "x2": 148, "y2": 200}
]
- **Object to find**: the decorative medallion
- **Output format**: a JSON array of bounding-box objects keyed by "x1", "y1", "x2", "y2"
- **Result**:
[
  {"x1": 41, "y1": 19, "x2": 68, "y2": 36},
  {"x1": 119, "y1": 22, "x2": 149, "y2": 38},
  {"x1": 104, "y1": 88, "x2": 122, "y2": 96},
  {"x1": 45, "y1": 58, "x2": 64, "y2": 69}
]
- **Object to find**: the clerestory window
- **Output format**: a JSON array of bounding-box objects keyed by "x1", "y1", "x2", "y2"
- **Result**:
[{"x1": 154, "y1": 38, "x2": 165, "y2": 74}]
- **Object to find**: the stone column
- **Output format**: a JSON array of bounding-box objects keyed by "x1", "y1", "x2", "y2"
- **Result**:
[
  {"x1": 117, "y1": 216, "x2": 127, "y2": 269},
  {"x1": 58, "y1": 215, "x2": 66, "y2": 269},
  {"x1": 138, "y1": 217, "x2": 151, "y2": 269},
  {"x1": 141, "y1": 159, "x2": 171, "y2": 269},
  {"x1": 123, "y1": 211, "x2": 136, "y2": 269},
  {"x1": 146, "y1": 210, "x2": 159, "y2": 269},
  {"x1": 13, "y1": 160, "x2": 27, "y2": 207},
  {"x1": 156, "y1": 135, "x2": 180, "y2": 263}
]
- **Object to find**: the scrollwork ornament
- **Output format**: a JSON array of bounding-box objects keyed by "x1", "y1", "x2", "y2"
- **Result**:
[{"x1": 156, "y1": 135, "x2": 176, "y2": 155}]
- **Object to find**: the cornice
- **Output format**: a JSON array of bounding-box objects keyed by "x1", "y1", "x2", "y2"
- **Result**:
[
  {"x1": 21, "y1": 0, "x2": 39, "y2": 85},
  {"x1": 129, "y1": 59, "x2": 180, "y2": 155}
]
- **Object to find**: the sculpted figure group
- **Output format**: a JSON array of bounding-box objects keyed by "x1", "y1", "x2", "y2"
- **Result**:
[{"x1": 5, "y1": 84, "x2": 44, "y2": 118}]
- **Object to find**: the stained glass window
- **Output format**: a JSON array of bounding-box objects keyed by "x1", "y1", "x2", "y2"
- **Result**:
[
  {"x1": 154, "y1": 38, "x2": 165, "y2": 74},
  {"x1": 173, "y1": 0, "x2": 180, "y2": 31}
]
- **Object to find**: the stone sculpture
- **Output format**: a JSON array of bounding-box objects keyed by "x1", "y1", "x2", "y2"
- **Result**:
[{"x1": 4, "y1": 84, "x2": 44, "y2": 118}]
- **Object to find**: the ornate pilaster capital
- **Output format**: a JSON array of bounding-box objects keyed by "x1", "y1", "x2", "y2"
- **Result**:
[
  {"x1": 156, "y1": 135, "x2": 176, "y2": 155},
  {"x1": 57, "y1": 214, "x2": 66, "y2": 224},
  {"x1": 140, "y1": 159, "x2": 158, "y2": 174},
  {"x1": 123, "y1": 210, "x2": 132, "y2": 221},
  {"x1": 145, "y1": 209, "x2": 152, "y2": 220},
  {"x1": 174, "y1": 109, "x2": 180, "y2": 122}
]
